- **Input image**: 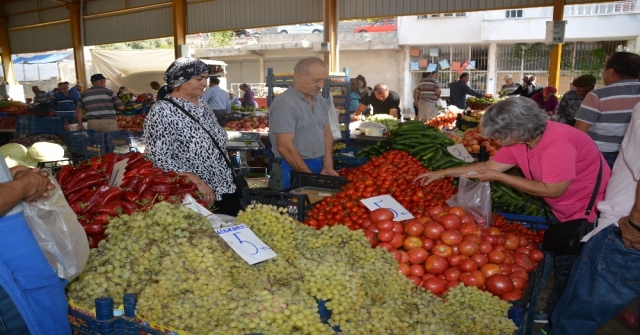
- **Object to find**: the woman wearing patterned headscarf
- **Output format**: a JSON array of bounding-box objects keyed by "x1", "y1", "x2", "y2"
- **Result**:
[{"x1": 143, "y1": 57, "x2": 242, "y2": 216}]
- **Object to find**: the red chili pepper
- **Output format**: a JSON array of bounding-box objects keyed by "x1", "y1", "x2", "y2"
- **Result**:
[
  {"x1": 83, "y1": 189, "x2": 97, "y2": 202},
  {"x1": 93, "y1": 203, "x2": 123, "y2": 216},
  {"x1": 96, "y1": 187, "x2": 123, "y2": 207},
  {"x1": 65, "y1": 175, "x2": 103, "y2": 195},
  {"x1": 124, "y1": 177, "x2": 142, "y2": 192},
  {"x1": 122, "y1": 152, "x2": 144, "y2": 167},
  {"x1": 67, "y1": 189, "x2": 90, "y2": 204},
  {"x1": 81, "y1": 185, "x2": 111, "y2": 213},
  {"x1": 135, "y1": 177, "x2": 154, "y2": 195},
  {"x1": 92, "y1": 213, "x2": 110, "y2": 226},
  {"x1": 55, "y1": 165, "x2": 74, "y2": 186},
  {"x1": 84, "y1": 223, "x2": 105, "y2": 236},
  {"x1": 176, "y1": 190, "x2": 198, "y2": 199},
  {"x1": 152, "y1": 175, "x2": 176, "y2": 184},
  {"x1": 127, "y1": 159, "x2": 152, "y2": 172},
  {"x1": 167, "y1": 195, "x2": 182, "y2": 204},
  {"x1": 111, "y1": 200, "x2": 137, "y2": 215},
  {"x1": 121, "y1": 190, "x2": 141, "y2": 203},
  {"x1": 70, "y1": 201, "x2": 86, "y2": 214},
  {"x1": 137, "y1": 168, "x2": 157, "y2": 177},
  {"x1": 63, "y1": 170, "x2": 100, "y2": 191},
  {"x1": 99, "y1": 153, "x2": 118, "y2": 177},
  {"x1": 77, "y1": 215, "x2": 91, "y2": 225},
  {"x1": 182, "y1": 182, "x2": 198, "y2": 192},
  {"x1": 149, "y1": 184, "x2": 177, "y2": 194},
  {"x1": 164, "y1": 171, "x2": 178, "y2": 178}
]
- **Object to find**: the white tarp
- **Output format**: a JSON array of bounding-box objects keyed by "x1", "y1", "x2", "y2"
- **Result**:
[{"x1": 90, "y1": 49, "x2": 175, "y2": 97}]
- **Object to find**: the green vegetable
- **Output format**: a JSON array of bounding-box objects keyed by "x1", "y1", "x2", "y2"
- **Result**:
[
  {"x1": 0, "y1": 143, "x2": 28, "y2": 161},
  {"x1": 366, "y1": 114, "x2": 399, "y2": 132}
]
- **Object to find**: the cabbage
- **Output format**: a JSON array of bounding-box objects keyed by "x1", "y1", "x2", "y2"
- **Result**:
[
  {"x1": 4, "y1": 157, "x2": 27, "y2": 169},
  {"x1": 0, "y1": 143, "x2": 28, "y2": 160},
  {"x1": 23, "y1": 156, "x2": 39, "y2": 168},
  {"x1": 27, "y1": 142, "x2": 65, "y2": 162}
]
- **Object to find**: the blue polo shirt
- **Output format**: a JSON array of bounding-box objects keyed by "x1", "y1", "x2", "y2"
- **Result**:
[{"x1": 51, "y1": 91, "x2": 78, "y2": 112}]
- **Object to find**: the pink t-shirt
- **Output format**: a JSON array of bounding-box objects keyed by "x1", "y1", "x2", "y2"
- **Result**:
[{"x1": 492, "y1": 121, "x2": 611, "y2": 222}]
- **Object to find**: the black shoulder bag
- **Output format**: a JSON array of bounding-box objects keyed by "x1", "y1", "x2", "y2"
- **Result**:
[
  {"x1": 541, "y1": 159, "x2": 603, "y2": 255},
  {"x1": 163, "y1": 98, "x2": 249, "y2": 199}
]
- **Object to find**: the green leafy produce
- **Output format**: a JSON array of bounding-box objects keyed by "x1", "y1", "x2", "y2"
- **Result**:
[
  {"x1": 0, "y1": 143, "x2": 27, "y2": 160},
  {"x1": 366, "y1": 114, "x2": 399, "y2": 132}
]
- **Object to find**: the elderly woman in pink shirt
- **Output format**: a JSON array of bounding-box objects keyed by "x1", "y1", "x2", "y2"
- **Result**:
[{"x1": 414, "y1": 97, "x2": 611, "y2": 328}]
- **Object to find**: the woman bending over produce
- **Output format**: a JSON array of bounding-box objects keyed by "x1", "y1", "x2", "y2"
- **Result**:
[
  {"x1": 144, "y1": 57, "x2": 242, "y2": 216},
  {"x1": 414, "y1": 97, "x2": 611, "y2": 329}
]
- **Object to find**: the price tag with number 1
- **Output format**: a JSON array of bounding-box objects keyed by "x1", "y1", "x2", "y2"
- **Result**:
[{"x1": 215, "y1": 224, "x2": 276, "y2": 264}]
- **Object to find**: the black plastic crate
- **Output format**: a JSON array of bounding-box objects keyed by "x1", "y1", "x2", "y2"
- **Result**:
[
  {"x1": 65, "y1": 130, "x2": 98, "y2": 154},
  {"x1": 243, "y1": 188, "x2": 311, "y2": 222},
  {"x1": 289, "y1": 171, "x2": 347, "y2": 191},
  {"x1": 37, "y1": 159, "x2": 73, "y2": 174}
]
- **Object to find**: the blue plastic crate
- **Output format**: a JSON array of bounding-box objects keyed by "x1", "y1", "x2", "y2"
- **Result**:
[
  {"x1": 333, "y1": 147, "x2": 368, "y2": 170},
  {"x1": 68, "y1": 297, "x2": 125, "y2": 335},
  {"x1": 32, "y1": 116, "x2": 65, "y2": 135},
  {"x1": 65, "y1": 130, "x2": 98, "y2": 154},
  {"x1": 14, "y1": 115, "x2": 32, "y2": 137},
  {"x1": 498, "y1": 212, "x2": 548, "y2": 231},
  {"x1": 106, "y1": 130, "x2": 134, "y2": 147},
  {"x1": 83, "y1": 133, "x2": 111, "y2": 158}
]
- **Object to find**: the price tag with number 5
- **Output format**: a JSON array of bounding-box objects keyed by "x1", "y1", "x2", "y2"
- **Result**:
[
  {"x1": 215, "y1": 224, "x2": 276, "y2": 264},
  {"x1": 360, "y1": 195, "x2": 414, "y2": 221}
]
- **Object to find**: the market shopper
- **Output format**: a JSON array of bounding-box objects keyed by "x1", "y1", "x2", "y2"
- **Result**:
[
  {"x1": 352, "y1": 83, "x2": 401, "y2": 119},
  {"x1": 448, "y1": 72, "x2": 485, "y2": 110},
  {"x1": 202, "y1": 77, "x2": 230, "y2": 126},
  {"x1": 413, "y1": 71, "x2": 441, "y2": 121},
  {"x1": 0, "y1": 160, "x2": 70, "y2": 335},
  {"x1": 499, "y1": 74, "x2": 520, "y2": 96},
  {"x1": 414, "y1": 97, "x2": 611, "y2": 329},
  {"x1": 51, "y1": 81, "x2": 79, "y2": 124},
  {"x1": 29, "y1": 86, "x2": 50, "y2": 113},
  {"x1": 269, "y1": 57, "x2": 338, "y2": 189},
  {"x1": 144, "y1": 57, "x2": 242, "y2": 216},
  {"x1": 531, "y1": 86, "x2": 559, "y2": 115},
  {"x1": 239, "y1": 83, "x2": 258, "y2": 108},
  {"x1": 508, "y1": 75, "x2": 543, "y2": 98},
  {"x1": 574, "y1": 51, "x2": 640, "y2": 169},
  {"x1": 349, "y1": 78, "x2": 362, "y2": 112},
  {"x1": 553, "y1": 74, "x2": 596, "y2": 126},
  {"x1": 76, "y1": 74, "x2": 124, "y2": 131},
  {"x1": 355, "y1": 74, "x2": 371, "y2": 97},
  {"x1": 549, "y1": 101, "x2": 640, "y2": 335},
  {"x1": 150, "y1": 81, "x2": 168, "y2": 101}
]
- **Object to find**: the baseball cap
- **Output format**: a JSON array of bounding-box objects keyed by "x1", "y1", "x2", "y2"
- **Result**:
[
  {"x1": 504, "y1": 74, "x2": 513, "y2": 80},
  {"x1": 572, "y1": 74, "x2": 597, "y2": 88},
  {"x1": 90, "y1": 74, "x2": 107, "y2": 82}
]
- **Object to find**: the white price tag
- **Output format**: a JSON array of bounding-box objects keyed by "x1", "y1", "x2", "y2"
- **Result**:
[
  {"x1": 109, "y1": 158, "x2": 129, "y2": 187},
  {"x1": 447, "y1": 143, "x2": 475, "y2": 163},
  {"x1": 360, "y1": 195, "x2": 414, "y2": 221},
  {"x1": 215, "y1": 224, "x2": 276, "y2": 265}
]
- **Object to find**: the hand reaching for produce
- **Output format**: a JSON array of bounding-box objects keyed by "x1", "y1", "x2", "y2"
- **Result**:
[
  {"x1": 178, "y1": 172, "x2": 215, "y2": 205},
  {"x1": 413, "y1": 171, "x2": 444, "y2": 186},
  {"x1": 13, "y1": 167, "x2": 54, "y2": 202},
  {"x1": 618, "y1": 217, "x2": 640, "y2": 251},
  {"x1": 320, "y1": 167, "x2": 339, "y2": 177}
]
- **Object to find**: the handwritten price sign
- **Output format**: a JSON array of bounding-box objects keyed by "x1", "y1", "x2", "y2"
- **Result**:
[
  {"x1": 447, "y1": 143, "x2": 475, "y2": 163},
  {"x1": 215, "y1": 224, "x2": 276, "y2": 265},
  {"x1": 360, "y1": 195, "x2": 414, "y2": 221}
]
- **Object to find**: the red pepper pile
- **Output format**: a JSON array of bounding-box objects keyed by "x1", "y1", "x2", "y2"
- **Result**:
[
  {"x1": 56, "y1": 152, "x2": 204, "y2": 248},
  {"x1": 304, "y1": 150, "x2": 458, "y2": 230}
]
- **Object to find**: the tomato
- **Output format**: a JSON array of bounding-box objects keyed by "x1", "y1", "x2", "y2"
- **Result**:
[
  {"x1": 407, "y1": 248, "x2": 428, "y2": 264},
  {"x1": 501, "y1": 290, "x2": 523, "y2": 302},
  {"x1": 485, "y1": 274, "x2": 515, "y2": 295},
  {"x1": 459, "y1": 259, "x2": 478, "y2": 272},
  {"x1": 444, "y1": 267, "x2": 462, "y2": 281},
  {"x1": 404, "y1": 219, "x2": 425, "y2": 237},
  {"x1": 504, "y1": 233, "x2": 520, "y2": 251},
  {"x1": 377, "y1": 229, "x2": 395, "y2": 242},
  {"x1": 447, "y1": 254, "x2": 465, "y2": 267},
  {"x1": 376, "y1": 220, "x2": 394, "y2": 231},
  {"x1": 510, "y1": 274, "x2": 527, "y2": 290},
  {"x1": 458, "y1": 240, "x2": 479, "y2": 257},
  {"x1": 410, "y1": 264, "x2": 426, "y2": 277},
  {"x1": 431, "y1": 243, "x2": 453, "y2": 258},
  {"x1": 459, "y1": 222, "x2": 480, "y2": 236},
  {"x1": 448, "y1": 206, "x2": 467, "y2": 217},
  {"x1": 422, "y1": 277, "x2": 447, "y2": 295},
  {"x1": 389, "y1": 233, "x2": 405, "y2": 249},
  {"x1": 471, "y1": 253, "x2": 489, "y2": 267},
  {"x1": 370, "y1": 208, "x2": 394, "y2": 223},
  {"x1": 441, "y1": 229, "x2": 463, "y2": 246},
  {"x1": 398, "y1": 263, "x2": 411, "y2": 276},
  {"x1": 439, "y1": 213, "x2": 462, "y2": 230},
  {"x1": 421, "y1": 238, "x2": 435, "y2": 251},
  {"x1": 530, "y1": 249, "x2": 544, "y2": 262},
  {"x1": 478, "y1": 242, "x2": 493, "y2": 254},
  {"x1": 480, "y1": 263, "x2": 502, "y2": 278},
  {"x1": 407, "y1": 275, "x2": 422, "y2": 286},
  {"x1": 514, "y1": 252, "x2": 535, "y2": 272},
  {"x1": 423, "y1": 222, "x2": 445, "y2": 240},
  {"x1": 403, "y1": 236, "x2": 423, "y2": 250},
  {"x1": 460, "y1": 270, "x2": 485, "y2": 288},
  {"x1": 425, "y1": 255, "x2": 449, "y2": 275},
  {"x1": 488, "y1": 250, "x2": 506, "y2": 264}
]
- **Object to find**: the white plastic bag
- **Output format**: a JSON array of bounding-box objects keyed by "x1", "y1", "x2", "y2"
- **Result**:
[
  {"x1": 446, "y1": 177, "x2": 492, "y2": 227},
  {"x1": 22, "y1": 172, "x2": 90, "y2": 281},
  {"x1": 326, "y1": 94, "x2": 343, "y2": 140},
  {"x1": 182, "y1": 194, "x2": 237, "y2": 229}
]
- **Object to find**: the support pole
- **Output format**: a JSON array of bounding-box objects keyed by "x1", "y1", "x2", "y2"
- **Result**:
[
  {"x1": 0, "y1": 7, "x2": 15, "y2": 84},
  {"x1": 172, "y1": 0, "x2": 186, "y2": 59},
  {"x1": 323, "y1": 0, "x2": 338, "y2": 72},
  {"x1": 68, "y1": 0, "x2": 87, "y2": 87},
  {"x1": 548, "y1": 0, "x2": 564, "y2": 88}
]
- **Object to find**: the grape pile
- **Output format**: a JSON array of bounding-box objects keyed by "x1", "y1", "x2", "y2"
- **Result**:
[{"x1": 67, "y1": 202, "x2": 517, "y2": 335}]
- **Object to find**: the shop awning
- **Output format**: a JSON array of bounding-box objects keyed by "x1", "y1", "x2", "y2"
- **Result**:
[{"x1": 12, "y1": 53, "x2": 71, "y2": 64}]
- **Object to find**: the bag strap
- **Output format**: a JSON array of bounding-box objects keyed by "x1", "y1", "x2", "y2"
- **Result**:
[
  {"x1": 162, "y1": 98, "x2": 238, "y2": 177},
  {"x1": 540, "y1": 157, "x2": 603, "y2": 222}
]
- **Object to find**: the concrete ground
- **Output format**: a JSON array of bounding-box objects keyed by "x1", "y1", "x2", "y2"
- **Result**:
[{"x1": 533, "y1": 270, "x2": 640, "y2": 334}]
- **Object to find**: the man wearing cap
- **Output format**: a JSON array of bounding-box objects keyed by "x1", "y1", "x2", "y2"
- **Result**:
[
  {"x1": 574, "y1": 52, "x2": 640, "y2": 168},
  {"x1": 499, "y1": 74, "x2": 520, "y2": 96},
  {"x1": 554, "y1": 75, "x2": 596, "y2": 126},
  {"x1": 531, "y1": 86, "x2": 559, "y2": 115},
  {"x1": 76, "y1": 74, "x2": 125, "y2": 131}
]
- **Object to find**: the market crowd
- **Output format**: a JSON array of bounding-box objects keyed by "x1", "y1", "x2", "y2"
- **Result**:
[{"x1": 0, "y1": 50, "x2": 639, "y2": 335}]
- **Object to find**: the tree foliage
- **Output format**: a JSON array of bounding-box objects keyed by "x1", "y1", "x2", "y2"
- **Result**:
[{"x1": 95, "y1": 37, "x2": 174, "y2": 50}]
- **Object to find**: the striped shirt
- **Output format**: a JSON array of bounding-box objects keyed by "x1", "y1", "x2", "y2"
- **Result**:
[
  {"x1": 77, "y1": 86, "x2": 124, "y2": 119},
  {"x1": 51, "y1": 91, "x2": 78, "y2": 112},
  {"x1": 417, "y1": 78, "x2": 440, "y2": 102},
  {"x1": 575, "y1": 79, "x2": 640, "y2": 153}
]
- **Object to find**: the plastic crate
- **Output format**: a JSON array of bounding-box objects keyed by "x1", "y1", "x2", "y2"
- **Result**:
[
  {"x1": 83, "y1": 133, "x2": 111, "y2": 158},
  {"x1": 32, "y1": 116, "x2": 65, "y2": 135},
  {"x1": 511, "y1": 251, "x2": 553, "y2": 334},
  {"x1": 0, "y1": 115, "x2": 16, "y2": 129},
  {"x1": 14, "y1": 115, "x2": 32, "y2": 137},
  {"x1": 289, "y1": 171, "x2": 347, "y2": 191},
  {"x1": 68, "y1": 298, "x2": 125, "y2": 335},
  {"x1": 65, "y1": 130, "x2": 98, "y2": 154},
  {"x1": 243, "y1": 188, "x2": 312, "y2": 222},
  {"x1": 333, "y1": 147, "x2": 368, "y2": 170},
  {"x1": 105, "y1": 130, "x2": 134, "y2": 147},
  {"x1": 37, "y1": 158, "x2": 73, "y2": 174},
  {"x1": 498, "y1": 212, "x2": 548, "y2": 231}
]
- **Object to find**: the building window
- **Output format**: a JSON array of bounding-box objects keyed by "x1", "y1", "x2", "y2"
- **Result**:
[
  {"x1": 418, "y1": 13, "x2": 466, "y2": 19},
  {"x1": 505, "y1": 10, "x2": 523, "y2": 18}
]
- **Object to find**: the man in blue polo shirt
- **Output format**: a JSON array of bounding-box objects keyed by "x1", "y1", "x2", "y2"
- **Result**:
[{"x1": 51, "y1": 82, "x2": 79, "y2": 124}]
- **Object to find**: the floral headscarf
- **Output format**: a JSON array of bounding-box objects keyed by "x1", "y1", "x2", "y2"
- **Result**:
[{"x1": 163, "y1": 57, "x2": 210, "y2": 92}]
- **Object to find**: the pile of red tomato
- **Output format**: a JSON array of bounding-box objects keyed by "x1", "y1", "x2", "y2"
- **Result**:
[
  {"x1": 493, "y1": 214, "x2": 545, "y2": 244},
  {"x1": 364, "y1": 206, "x2": 543, "y2": 301},
  {"x1": 304, "y1": 150, "x2": 457, "y2": 229}
]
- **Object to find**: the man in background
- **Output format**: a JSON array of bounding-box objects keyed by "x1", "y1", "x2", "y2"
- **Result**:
[
  {"x1": 509, "y1": 74, "x2": 543, "y2": 98},
  {"x1": 76, "y1": 73, "x2": 124, "y2": 131},
  {"x1": 202, "y1": 77, "x2": 230, "y2": 126},
  {"x1": 554, "y1": 74, "x2": 596, "y2": 126},
  {"x1": 150, "y1": 81, "x2": 168, "y2": 101},
  {"x1": 574, "y1": 52, "x2": 640, "y2": 168},
  {"x1": 353, "y1": 83, "x2": 401, "y2": 119},
  {"x1": 29, "y1": 86, "x2": 50, "y2": 113},
  {"x1": 413, "y1": 71, "x2": 441, "y2": 121},
  {"x1": 448, "y1": 72, "x2": 486, "y2": 110},
  {"x1": 51, "y1": 82, "x2": 79, "y2": 125},
  {"x1": 500, "y1": 74, "x2": 520, "y2": 96}
]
